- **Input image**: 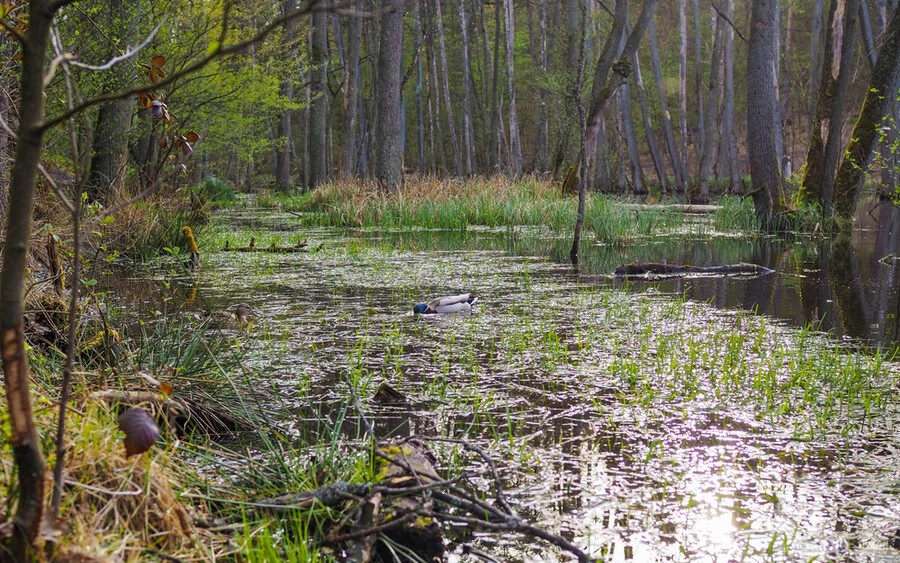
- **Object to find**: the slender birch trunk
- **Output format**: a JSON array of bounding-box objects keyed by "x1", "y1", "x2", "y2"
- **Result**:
[
  {"x1": 678, "y1": 0, "x2": 689, "y2": 186},
  {"x1": 693, "y1": 0, "x2": 705, "y2": 167},
  {"x1": 413, "y1": 0, "x2": 426, "y2": 171},
  {"x1": 631, "y1": 43, "x2": 668, "y2": 193},
  {"x1": 697, "y1": 7, "x2": 724, "y2": 203},
  {"x1": 503, "y1": 0, "x2": 523, "y2": 177},
  {"x1": 308, "y1": 8, "x2": 328, "y2": 188},
  {"x1": 458, "y1": 0, "x2": 475, "y2": 174},
  {"x1": 648, "y1": 15, "x2": 685, "y2": 193},
  {"x1": 723, "y1": 0, "x2": 742, "y2": 193}
]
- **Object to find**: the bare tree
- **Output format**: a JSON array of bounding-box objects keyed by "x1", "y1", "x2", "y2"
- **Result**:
[
  {"x1": 503, "y1": 0, "x2": 523, "y2": 177},
  {"x1": 435, "y1": 0, "x2": 463, "y2": 176},
  {"x1": 833, "y1": 6, "x2": 900, "y2": 217},
  {"x1": 801, "y1": 0, "x2": 861, "y2": 210},
  {"x1": 697, "y1": 6, "x2": 725, "y2": 203},
  {"x1": 458, "y1": 0, "x2": 475, "y2": 174},
  {"x1": 342, "y1": 0, "x2": 362, "y2": 176},
  {"x1": 375, "y1": 0, "x2": 404, "y2": 189},
  {"x1": 308, "y1": 7, "x2": 329, "y2": 188},
  {"x1": 747, "y1": 0, "x2": 787, "y2": 222},
  {"x1": 648, "y1": 14, "x2": 685, "y2": 193}
]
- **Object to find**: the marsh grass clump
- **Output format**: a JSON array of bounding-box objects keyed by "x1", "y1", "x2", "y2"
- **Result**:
[{"x1": 275, "y1": 175, "x2": 733, "y2": 242}]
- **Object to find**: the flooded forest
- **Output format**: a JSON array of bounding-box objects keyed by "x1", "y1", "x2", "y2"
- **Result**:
[{"x1": 3, "y1": 0, "x2": 900, "y2": 561}]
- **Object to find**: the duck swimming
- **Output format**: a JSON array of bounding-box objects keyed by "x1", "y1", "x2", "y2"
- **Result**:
[
  {"x1": 413, "y1": 293, "x2": 478, "y2": 315},
  {"x1": 202, "y1": 303, "x2": 259, "y2": 329}
]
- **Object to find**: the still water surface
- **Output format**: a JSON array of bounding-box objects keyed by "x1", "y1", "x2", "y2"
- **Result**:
[{"x1": 107, "y1": 203, "x2": 900, "y2": 561}]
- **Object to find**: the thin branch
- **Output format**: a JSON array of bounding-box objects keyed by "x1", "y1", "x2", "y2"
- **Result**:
[
  {"x1": 40, "y1": 0, "x2": 348, "y2": 132},
  {"x1": 69, "y1": 18, "x2": 167, "y2": 71},
  {"x1": 411, "y1": 436, "x2": 514, "y2": 516},
  {"x1": 710, "y1": 1, "x2": 747, "y2": 43}
]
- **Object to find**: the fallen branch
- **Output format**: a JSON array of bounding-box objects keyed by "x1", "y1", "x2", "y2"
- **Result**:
[{"x1": 614, "y1": 262, "x2": 774, "y2": 279}]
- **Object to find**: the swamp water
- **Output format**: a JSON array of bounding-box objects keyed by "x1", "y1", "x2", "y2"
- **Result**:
[{"x1": 106, "y1": 205, "x2": 900, "y2": 561}]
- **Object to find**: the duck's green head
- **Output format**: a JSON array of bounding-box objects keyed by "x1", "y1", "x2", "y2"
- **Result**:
[{"x1": 413, "y1": 303, "x2": 428, "y2": 315}]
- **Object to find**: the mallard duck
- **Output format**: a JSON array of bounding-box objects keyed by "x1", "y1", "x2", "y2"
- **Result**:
[
  {"x1": 201, "y1": 303, "x2": 259, "y2": 329},
  {"x1": 413, "y1": 293, "x2": 478, "y2": 315}
]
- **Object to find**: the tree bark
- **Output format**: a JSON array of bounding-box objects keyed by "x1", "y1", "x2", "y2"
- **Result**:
[
  {"x1": 833, "y1": 7, "x2": 900, "y2": 217},
  {"x1": 697, "y1": 6, "x2": 725, "y2": 203},
  {"x1": 488, "y1": 1, "x2": 502, "y2": 172},
  {"x1": 458, "y1": 0, "x2": 475, "y2": 175},
  {"x1": 693, "y1": 0, "x2": 705, "y2": 167},
  {"x1": 801, "y1": 0, "x2": 860, "y2": 210},
  {"x1": 375, "y1": 0, "x2": 404, "y2": 189},
  {"x1": 747, "y1": 0, "x2": 786, "y2": 222},
  {"x1": 308, "y1": 7, "x2": 329, "y2": 189},
  {"x1": 341, "y1": 0, "x2": 362, "y2": 176},
  {"x1": 632, "y1": 27, "x2": 668, "y2": 194},
  {"x1": 722, "y1": 0, "x2": 742, "y2": 194},
  {"x1": 678, "y1": 0, "x2": 689, "y2": 187},
  {"x1": 503, "y1": 0, "x2": 523, "y2": 177},
  {"x1": 413, "y1": 0, "x2": 426, "y2": 171},
  {"x1": 809, "y1": 0, "x2": 825, "y2": 136},
  {"x1": 275, "y1": 0, "x2": 297, "y2": 190},
  {"x1": 577, "y1": 0, "x2": 657, "y2": 186},
  {"x1": 435, "y1": 0, "x2": 463, "y2": 176},
  {"x1": 1, "y1": 2, "x2": 55, "y2": 559},
  {"x1": 780, "y1": 3, "x2": 794, "y2": 177},
  {"x1": 532, "y1": 0, "x2": 549, "y2": 172},
  {"x1": 648, "y1": 15, "x2": 685, "y2": 193}
]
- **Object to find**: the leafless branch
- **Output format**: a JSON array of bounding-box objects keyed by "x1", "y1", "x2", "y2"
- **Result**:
[
  {"x1": 711, "y1": 1, "x2": 747, "y2": 43},
  {"x1": 69, "y1": 18, "x2": 167, "y2": 71}
]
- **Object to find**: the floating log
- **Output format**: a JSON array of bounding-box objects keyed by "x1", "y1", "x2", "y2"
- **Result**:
[
  {"x1": 221, "y1": 240, "x2": 309, "y2": 253},
  {"x1": 615, "y1": 262, "x2": 774, "y2": 279},
  {"x1": 620, "y1": 203, "x2": 721, "y2": 213}
]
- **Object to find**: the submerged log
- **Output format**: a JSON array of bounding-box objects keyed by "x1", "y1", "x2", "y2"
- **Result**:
[{"x1": 615, "y1": 262, "x2": 774, "y2": 278}]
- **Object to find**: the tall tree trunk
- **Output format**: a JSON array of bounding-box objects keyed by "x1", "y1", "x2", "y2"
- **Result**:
[
  {"x1": 488, "y1": 1, "x2": 502, "y2": 172},
  {"x1": 780, "y1": 3, "x2": 794, "y2": 177},
  {"x1": 375, "y1": 0, "x2": 404, "y2": 189},
  {"x1": 697, "y1": 7, "x2": 725, "y2": 203},
  {"x1": 87, "y1": 99, "x2": 133, "y2": 203},
  {"x1": 532, "y1": 0, "x2": 549, "y2": 172},
  {"x1": 648, "y1": 15, "x2": 685, "y2": 193},
  {"x1": 722, "y1": 0, "x2": 742, "y2": 194},
  {"x1": 342, "y1": 0, "x2": 362, "y2": 176},
  {"x1": 801, "y1": 0, "x2": 860, "y2": 210},
  {"x1": 458, "y1": 0, "x2": 475, "y2": 175},
  {"x1": 630, "y1": 45, "x2": 665, "y2": 193},
  {"x1": 833, "y1": 6, "x2": 900, "y2": 217},
  {"x1": 809, "y1": 0, "x2": 825, "y2": 135},
  {"x1": 413, "y1": 0, "x2": 426, "y2": 171},
  {"x1": 308, "y1": 8, "x2": 328, "y2": 189},
  {"x1": 86, "y1": 0, "x2": 135, "y2": 204},
  {"x1": 579, "y1": 0, "x2": 656, "y2": 184},
  {"x1": 678, "y1": 0, "x2": 689, "y2": 187},
  {"x1": 1, "y1": 2, "x2": 56, "y2": 559},
  {"x1": 859, "y1": 1, "x2": 878, "y2": 69},
  {"x1": 747, "y1": 0, "x2": 786, "y2": 222},
  {"x1": 503, "y1": 0, "x2": 523, "y2": 177},
  {"x1": 275, "y1": 0, "x2": 296, "y2": 190},
  {"x1": 435, "y1": 0, "x2": 463, "y2": 176},
  {"x1": 693, "y1": 0, "x2": 705, "y2": 168},
  {"x1": 425, "y1": 0, "x2": 447, "y2": 173}
]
